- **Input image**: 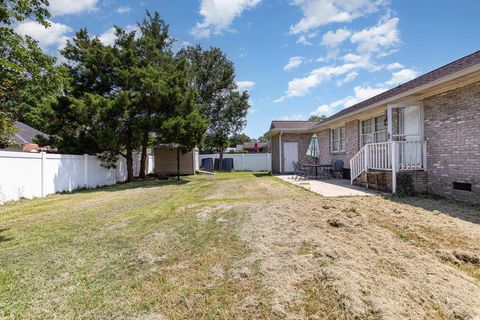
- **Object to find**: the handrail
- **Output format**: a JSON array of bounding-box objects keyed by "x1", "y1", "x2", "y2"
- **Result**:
[{"x1": 350, "y1": 141, "x2": 426, "y2": 185}]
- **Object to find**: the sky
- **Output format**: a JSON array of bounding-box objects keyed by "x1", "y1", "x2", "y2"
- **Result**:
[{"x1": 13, "y1": 0, "x2": 480, "y2": 139}]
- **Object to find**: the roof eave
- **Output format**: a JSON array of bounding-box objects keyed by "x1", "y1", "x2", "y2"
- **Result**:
[
  {"x1": 265, "y1": 127, "x2": 316, "y2": 137},
  {"x1": 312, "y1": 63, "x2": 480, "y2": 130}
]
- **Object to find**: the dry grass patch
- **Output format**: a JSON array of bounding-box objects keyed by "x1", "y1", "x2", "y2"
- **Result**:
[{"x1": 1, "y1": 173, "x2": 480, "y2": 319}]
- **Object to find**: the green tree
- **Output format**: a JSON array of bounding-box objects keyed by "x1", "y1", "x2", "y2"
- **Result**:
[
  {"x1": 0, "y1": 0, "x2": 50, "y2": 26},
  {"x1": 47, "y1": 12, "x2": 207, "y2": 181},
  {"x1": 1, "y1": 29, "x2": 70, "y2": 132},
  {"x1": 229, "y1": 133, "x2": 251, "y2": 147},
  {"x1": 257, "y1": 134, "x2": 268, "y2": 143},
  {"x1": 179, "y1": 45, "x2": 250, "y2": 168},
  {"x1": 309, "y1": 114, "x2": 327, "y2": 122},
  {"x1": 133, "y1": 12, "x2": 173, "y2": 178},
  {"x1": 0, "y1": 0, "x2": 56, "y2": 147}
]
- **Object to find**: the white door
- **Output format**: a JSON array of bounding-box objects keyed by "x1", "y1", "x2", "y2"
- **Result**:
[
  {"x1": 387, "y1": 104, "x2": 423, "y2": 141},
  {"x1": 387, "y1": 104, "x2": 424, "y2": 168},
  {"x1": 283, "y1": 142, "x2": 298, "y2": 172}
]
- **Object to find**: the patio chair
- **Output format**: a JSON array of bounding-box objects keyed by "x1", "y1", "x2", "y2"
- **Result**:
[
  {"x1": 330, "y1": 159, "x2": 344, "y2": 179},
  {"x1": 293, "y1": 161, "x2": 308, "y2": 180}
]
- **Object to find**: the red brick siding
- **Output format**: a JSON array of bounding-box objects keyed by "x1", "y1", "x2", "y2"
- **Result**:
[
  {"x1": 423, "y1": 81, "x2": 480, "y2": 203},
  {"x1": 317, "y1": 119, "x2": 360, "y2": 168}
]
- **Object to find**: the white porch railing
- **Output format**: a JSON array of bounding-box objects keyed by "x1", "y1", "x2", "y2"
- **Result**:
[
  {"x1": 396, "y1": 141, "x2": 427, "y2": 171},
  {"x1": 350, "y1": 141, "x2": 427, "y2": 191}
]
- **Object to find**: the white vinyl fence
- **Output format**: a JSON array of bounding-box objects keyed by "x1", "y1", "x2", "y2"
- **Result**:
[
  {"x1": 0, "y1": 151, "x2": 154, "y2": 204},
  {"x1": 199, "y1": 153, "x2": 271, "y2": 172}
]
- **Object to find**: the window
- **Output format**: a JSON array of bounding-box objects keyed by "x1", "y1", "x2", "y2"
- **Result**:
[
  {"x1": 361, "y1": 114, "x2": 387, "y2": 146},
  {"x1": 330, "y1": 126, "x2": 345, "y2": 153}
]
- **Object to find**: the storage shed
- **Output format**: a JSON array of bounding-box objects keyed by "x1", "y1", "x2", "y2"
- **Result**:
[{"x1": 154, "y1": 144, "x2": 199, "y2": 176}]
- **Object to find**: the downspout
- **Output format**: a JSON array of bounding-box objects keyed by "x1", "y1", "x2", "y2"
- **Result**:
[{"x1": 279, "y1": 131, "x2": 283, "y2": 174}]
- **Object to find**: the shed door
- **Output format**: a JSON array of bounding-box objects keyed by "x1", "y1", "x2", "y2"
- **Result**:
[{"x1": 283, "y1": 142, "x2": 298, "y2": 173}]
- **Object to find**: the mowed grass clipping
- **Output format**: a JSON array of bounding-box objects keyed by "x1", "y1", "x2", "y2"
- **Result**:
[{"x1": 0, "y1": 173, "x2": 275, "y2": 319}]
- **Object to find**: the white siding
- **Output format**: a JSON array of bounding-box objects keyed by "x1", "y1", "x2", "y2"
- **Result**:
[{"x1": 199, "y1": 153, "x2": 271, "y2": 172}]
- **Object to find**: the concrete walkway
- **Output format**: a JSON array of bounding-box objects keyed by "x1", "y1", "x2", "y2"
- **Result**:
[{"x1": 276, "y1": 175, "x2": 377, "y2": 197}]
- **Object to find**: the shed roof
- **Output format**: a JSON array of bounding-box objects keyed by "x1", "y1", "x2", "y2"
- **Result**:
[{"x1": 269, "y1": 120, "x2": 318, "y2": 131}]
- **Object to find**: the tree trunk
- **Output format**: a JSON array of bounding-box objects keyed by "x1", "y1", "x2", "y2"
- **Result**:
[
  {"x1": 126, "y1": 148, "x2": 134, "y2": 182},
  {"x1": 139, "y1": 131, "x2": 148, "y2": 179}
]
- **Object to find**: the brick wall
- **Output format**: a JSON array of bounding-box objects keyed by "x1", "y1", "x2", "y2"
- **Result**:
[
  {"x1": 317, "y1": 119, "x2": 360, "y2": 168},
  {"x1": 424, "y1": 81, "x2": 480, "y2": 203}
]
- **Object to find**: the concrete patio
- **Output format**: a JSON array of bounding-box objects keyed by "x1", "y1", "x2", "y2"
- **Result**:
[{"x1": 276, "y1": 175, "x2": 377, "y2": 197}]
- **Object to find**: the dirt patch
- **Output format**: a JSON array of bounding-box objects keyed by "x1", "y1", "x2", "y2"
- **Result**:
[{"x1": 237, "y1": 180, "x2": 480, "y2": 319}]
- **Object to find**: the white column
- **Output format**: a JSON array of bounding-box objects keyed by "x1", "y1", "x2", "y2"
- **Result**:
[
  {"x1": 363, "y1": 145, "x2": 369, "y2": 188},
  {"x1": 391, "y1": 142, "x2": 397, "y2": 193},
  {"x1": 387, "y1": 105, "x2": 393, "y2": 141}
]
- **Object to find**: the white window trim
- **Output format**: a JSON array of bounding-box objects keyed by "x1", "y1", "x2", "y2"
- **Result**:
[
  {"x1": 330, "y1": 126, "x2": 346, "y2": 153},
  {"x1": 360, "y1": 114, "x2": 387, "y2": 146}
]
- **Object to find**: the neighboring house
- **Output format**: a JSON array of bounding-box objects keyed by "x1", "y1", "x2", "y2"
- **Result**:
[
  {"x1": 154, "y1": 144, "x2": 199, "y2": 176},
  {"x1": 3, "y1": 122, "x2": 49, "y2": 152},
  {"x1": 266, "y1": 50, "x2": 480, "y2": 203},
  {"x1": 236, "y1": 141, "x2": 271, "y2": 152}
]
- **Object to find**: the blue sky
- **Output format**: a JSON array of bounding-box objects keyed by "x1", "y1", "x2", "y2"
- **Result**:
[{"x1": 14, "y1": 0, "x2": 480, "y2": 138}]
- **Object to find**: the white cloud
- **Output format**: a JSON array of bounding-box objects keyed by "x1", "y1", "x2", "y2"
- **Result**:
[
  {"x1": 276, "y1": 63, "x2": 358, "y2": 101},
  {"x1": 97, "y1": 25, "x2": 139, "y2": 46},
  {"x1": 336, "y1": 71, "x2": 358, "y2": 86},
  {"x1": 311, "y1": 85, "x2": 387, "y2": 116},
  {"x1": 191, "y1": 0, "x2": 262, "y2": 39},
  {"x1": 321, "y1": 28, "x2": 351, "y2": 48},
  {"x1": 15, "y1": 20, "x2": 72, "y2": 50},
  {"x1": 236, "y1": 80, "x2": 256, "y2": 90},
  {"x1": 284, "y1": 57, "x2": 304, "y2": 71},
  {"x1": 297, "y1": 35, "x2": 312, "y2": 45},
  {"x1": 290, "y1": 0, "x2": 386, "y2": 34},
  {"x1": 386, "y1": 62, "x2": 403, "y2": 70},
  {"x1": 48, "y1": 0, "x2": 98, "y2": 16},
  {"x1": 281, "y1": 113, "x2": 306, "y2": 120},
  {"x1": 350, "y1": 16, "x2": 400, "y2": 54},
  {"x1": 317, "y1": 48, "x2": 340, "y2": 62},
  {"x1": 385, "y1": 68, "x2": 417, "y2": 86},
  {"x1": 116, "y1": 6, "x2": 131, "y2": 14},
  {"x1": 98, "y1": 27, "x2": 117, "y2": 46}
]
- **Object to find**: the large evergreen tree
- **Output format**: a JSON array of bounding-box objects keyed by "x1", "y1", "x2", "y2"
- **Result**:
[
  {"x1": 46, "y1": 12, "x2": 207, "y2": 181},
  {"x1": 179, "y1": 45, "x2": 250, "y2": 167}
]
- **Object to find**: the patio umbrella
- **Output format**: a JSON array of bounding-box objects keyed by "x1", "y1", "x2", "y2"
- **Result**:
[
  {"x1": 306, "y1": 134, "x2": 320, "y2": 163},
  {"x1": 254, "y1": 142, "x2": 259, "y2": 153}
]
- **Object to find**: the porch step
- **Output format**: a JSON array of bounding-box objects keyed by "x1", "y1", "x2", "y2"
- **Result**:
[{"x1": 353, "y1": 170, "x2": 392, "y2": 193}]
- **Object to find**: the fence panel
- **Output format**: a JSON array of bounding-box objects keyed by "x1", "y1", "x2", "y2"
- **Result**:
[
  {"x1": 198, "y1": 153, "x2": 271, "y2": 172},
  {"x1": 0, "y1": 151, "x2": 151, "y2": 204}
]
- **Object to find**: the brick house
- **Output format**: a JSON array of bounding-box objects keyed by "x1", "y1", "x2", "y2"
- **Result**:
[{"x1": 266, "y1": 51, "x2": 480, "y2": 203}]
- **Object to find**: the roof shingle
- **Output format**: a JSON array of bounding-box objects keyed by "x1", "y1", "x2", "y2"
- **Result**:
[{"x1": 324, "y1": 50, "x2": 480, "y2": 123}]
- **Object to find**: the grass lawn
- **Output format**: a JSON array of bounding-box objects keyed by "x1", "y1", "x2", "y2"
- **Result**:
[{"x1": 1, "y1": 172, "x2": 479, "y2": 319}]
